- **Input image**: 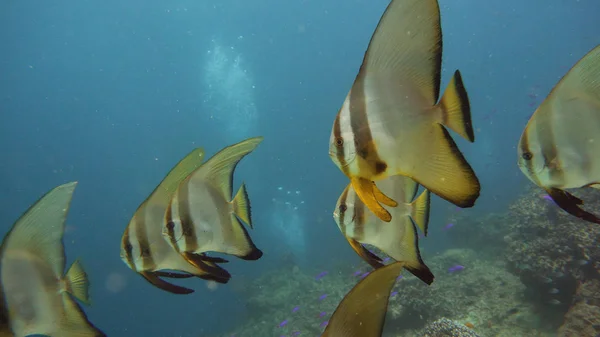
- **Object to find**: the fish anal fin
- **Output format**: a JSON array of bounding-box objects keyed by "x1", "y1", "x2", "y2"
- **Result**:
[
  {"x1": 546, "y1": 188, "x2": 600, "y2": 224},
  {"x1": 351, "y1": 177, "x2": 392, "y2": 222},
  {"x1": 64, "y1": 259, "x2": 90, "y2": 305},
  {"x1": 409, "y1": 189, "x2": 431, "y2": 236},
  {"x1": 438, "y1": 70, "x2": 474, "y2": 142},
  {"x1": 372, "y1": 182, "x2": 398, "y2": 207},
  {"x1": 140, "y1": 271, "x2": 194, "y2": 295},
  {"x1": 60, "y1": 292, "x2": 107, "y2": 336},
  {"x1": 229, "y1": 216, "x2": 263, "y2": 261},
  {"x1": 345, "y1": 237, "x2": 384, "y2": 269},
  {"x1": 232, "y1": 182, "x2": 253, "y2": 228},
  {"x1": 408, "y1": 124, "x2": 480, "y2": 208}
]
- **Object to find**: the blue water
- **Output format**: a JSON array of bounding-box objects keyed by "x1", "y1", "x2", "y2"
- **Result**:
[{"x1": 1, "y1": 0, "x2": 599, "y2": 336}]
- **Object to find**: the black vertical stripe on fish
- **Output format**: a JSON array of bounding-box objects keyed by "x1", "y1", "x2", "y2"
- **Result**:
[
  {"x1": 353, "y1": 191, "x2": 366, "y2": 242},
  {"x1": 348, "y1": 83, "x2": 388, "y2": 177},
  {"x1": 122, "y1": 229, "x2": 136, "y2": 271},
  {"x1": 337, "y1": 186, "x2": 351, "y2": 234},
  {"x1": 332, "y1": 114, "x2": 349, "y2": 172},
  {"x1": 164, "y1": 204, "x2": 180, "y2": 253},
  {"x1": 178, "y1": 182, "x2": 199, "y2": 253},
  {"x1": 134, "y1": 209, "x2": 156, "y2": 271},
  {"x1": 536, "y1": 115, "x2": 565, "y2": 184}
]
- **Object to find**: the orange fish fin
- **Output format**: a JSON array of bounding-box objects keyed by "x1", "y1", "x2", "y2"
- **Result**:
[
  {"x1": 546, "y1": 188, "x2": 600, "y2": 224},
  {"x1": 351, "y1": 177, "x2": 392, "y2": 222},
  {"x1": 140, "y1": 271, "x2": 194, "y2": 294},
  {"x1": 346, "y1": 237, "x2": 384, "y2": 269},
  {"x1": 372, "y1": 182, "x2": 398, "y2": 207}
]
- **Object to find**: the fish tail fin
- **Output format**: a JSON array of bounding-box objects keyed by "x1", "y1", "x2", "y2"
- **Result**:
[
  {"x1": 232, "y1": 182, "x2": 253, "y2": 228},
  {"x1": 64, "y1": 259, "x2": 91, "y2": 305},
  {"x1": 438, "y1": 70, "x2": 474, "y2": 142},
  {"x1": 409, "y1": 189, "x2": 430, "y2": 236}
]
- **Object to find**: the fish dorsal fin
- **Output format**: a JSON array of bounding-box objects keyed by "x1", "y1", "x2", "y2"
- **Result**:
[
  {"x1": 356, "y1": 0, "x2": 442, "y2": 104},
  {"x1": 1, "y1": 182, "x2": 78, "y2": 278},
  {"x1": 542, "y1": 45, "x2": 600, "y2": 117},
  {"x1": 147, "y1": 148, "x2": 206, "y2": 207},
  {"x1": 321, "y1": 262, "x2": 405, "y2": 337},
  {"x1": 190, "y1": 137, "x2": 263, "y2": 200}
]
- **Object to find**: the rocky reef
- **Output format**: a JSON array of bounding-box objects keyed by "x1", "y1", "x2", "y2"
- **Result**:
[{"x1": 212, "y1": 186, "x2": 599, "y2": 337}]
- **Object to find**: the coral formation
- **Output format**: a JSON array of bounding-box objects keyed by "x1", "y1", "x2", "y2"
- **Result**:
[{"x1": 422, "y1": 318, "x2": 481, "y2": 337}]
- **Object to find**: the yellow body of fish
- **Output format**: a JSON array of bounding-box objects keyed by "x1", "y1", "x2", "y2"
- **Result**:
[
  {"x1": 0, "y1": 182, "x2": 105, "y2": 337},
  {"x1": 329, "y1": 0, "x2": 479, "y2": 222},
  {"x1": 334, "y1": 175, "x2": 433, "y2": 285},
  {"x1": 518, "y1": 44, "x2": 600, "y2": 224}
]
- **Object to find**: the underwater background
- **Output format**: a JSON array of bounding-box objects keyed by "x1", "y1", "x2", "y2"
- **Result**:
[{"x1": 1, "y1": 0, "x2": 600, "y2": 336}]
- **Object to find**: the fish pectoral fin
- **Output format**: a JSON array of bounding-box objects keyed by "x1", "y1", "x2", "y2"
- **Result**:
[
  {"x1": 372, "y1": 182, "x2": 398, "y2": 207},
  {"x1": 351, "y1": 177, "x2": 392, "y2": 222},
  {"x1": 546, "y1": 188, "x2": 600, "y2": 224},
  {"x1": 232, "y1": 182, "x2": 253, "y2": 228},
  {"x1": 182, "y1": 252, "x2": 232, "y2": 284},
  {"x1": 140, "y1": 271, "x2": 194, "y2": 295},
  {"x1": 409, "y1": 189, "x2": 431, "y2": 236},
  {"x1": 64, "y1": 259, "x2": 91, "y2": 305},
  {"x1": 345, "y1": 237, "x2": 384, "y2": 269},
  {"x1": 197, "y1": 254, "x2": 229, "y2": 264},
  {"x1": 154, "y1": 271, "x2": 195, "y2": 279},
  {"x1": 322, "y1": 262, "x2": 405, "y2": 337},
  {"x1": 59, "y1": 293, "x2": 107, "y2": 336},
  {"x1": 438, "y1": 70, "x2": 474, "y2": 142},
  {"x1": 409, "y1": 124, "x2": 480, "y2": 208}
]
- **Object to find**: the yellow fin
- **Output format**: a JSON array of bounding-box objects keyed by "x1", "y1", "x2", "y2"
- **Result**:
[
  {"x1": 409, "y1": 189, "x2": 430, "y2": 236},
  {"x1": 321, "y1": 262, "x2": 405, "y2": 337},
  {"x1": 60, "y1": 292, "x2": 106, "y2": 336},
  {"x1": 372, "y1": 182, "x2": 398, "y2": 207},
  {"x1": 232, "y1": 183, "x2": 252, "y2": 228},
  {"x1": 149, "y1": 147, "x2": 205, "y2": 206},
  {"x1": 227, "y1": 215, "x2": 263, "y2": 261},
  {"x1": 407, "y1": 124, "x2": 480, "y2": 208},
  {"x1": 2, "y1": 182, "x2": 78, "y2": 278},
  {"x1": 358, "y1": 0, "x2": 442, "y2": 104},
  {"x1": 65, "y1": 259, "x2": 90, "y2": 305},
  {"x1": 438, "y1": 70, "x2": 474, "y2": 142},
  {"x1": 351, "y1": 177, "x2": 392, "y2": 222},
  {"x1": 194, "y1": 137, "x2": 263, "y2": 200}
]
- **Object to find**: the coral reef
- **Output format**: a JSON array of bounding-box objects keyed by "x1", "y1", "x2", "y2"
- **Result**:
[
  {"x1": 558, "y1": 279, "x2": 600, "y2": 337},
  {"x1": 422, "y1": 318, "x2": 481, "y2": 337},
  {"x1": 503, "y1": 187, "x2": 600, "y2": 331}
]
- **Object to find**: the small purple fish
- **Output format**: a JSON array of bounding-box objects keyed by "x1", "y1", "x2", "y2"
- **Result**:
[
  {"x1": 443, "y1": 223, "x2": 455, "y2": 231},
  {"x1": 360, "y1": 272, "x2": 370, "y2": 279},
  {"x1": 315, "y1": 271, "x2": 328, "y2": 280},
  {"x1": 390, "y1": 291, "x2": 398, "y2": 297},
  {"x1": 278, "y1": 320, "x2": 288, "y2": 327},
  {"x1": 292, "y1": 306, "x2": 300, "y2": 313},
  {"x1": 396, "y1": 275, "x2": 403, "y2": 281},
  {"x1": 448, "y1": 265, "x2": 465, "y2": 273},
  {"x1": 382, "y1": 257, "x2": 391, "y2": 263},
  {"x1": 320, "y1": 321, "x2": 329, "y2": 328},
  {"x1": 319, "y1": 294, "x2": 328, "y2": 301},
  {"x1": 292, "y1": 332, "x2": 301, "y2": 336},
  {"x1": 319, "y1": 311, "x2": 327, "y2": 317},
  {"x1": 353, "y1": 270, "x2": 361, "y2": 276},
  {"x1": 542, "y1": 195, "x2": 556, "y2": 204}
]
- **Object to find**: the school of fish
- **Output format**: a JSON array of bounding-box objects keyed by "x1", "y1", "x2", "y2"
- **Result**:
[{"x1": 1, "y1": 0, "x2": 599, "y2": 336}]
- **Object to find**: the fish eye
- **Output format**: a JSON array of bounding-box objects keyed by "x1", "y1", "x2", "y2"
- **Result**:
[
  {"x1": 339, "y1": 204, "x2": 347, "y2": 213},
  {"x1": 166, "y1": 221, "x2": 175, "y2": 230},
  {"x1": 522, "y1": 152, "x2": 533, "y2": 161},
  {"x1": 335, "y1": 137, "x2": 344, "y2": 147}
]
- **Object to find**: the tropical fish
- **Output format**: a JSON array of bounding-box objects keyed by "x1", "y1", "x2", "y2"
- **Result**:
[
  {"x1": 0, "y1": 182, "x2": 105, "y2": 337},
  {"x1": 321, "y1": 261, "x2": 405, "y2": 337},
  {"x1": 120, "y1": 148, "x2": 231, "y2": 295},
  {"x1": 328, "y1": 0, "x2": 479, "y2": 222},
  {"x1": 517, "y1": 44, "x2": 600, "y2": 225},
  {"x1": 163, "y1": 137, "x2": 264, "y2": 265},
  {"x1": 334, "y1": 175, "x2": 434, "y2": 285}
]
